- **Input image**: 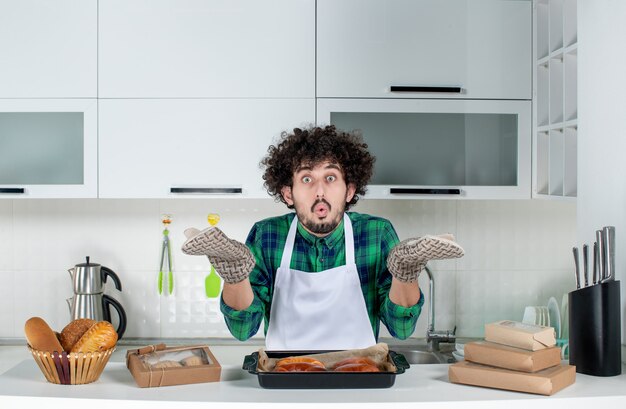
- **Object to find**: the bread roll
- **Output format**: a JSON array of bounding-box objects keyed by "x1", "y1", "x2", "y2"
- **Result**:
[
  {"x1": 59, "y1": 318, "x2": 96, "y2": 352},
  {"x1": 70, "y1": 321, "x2": 118, "y2": 353},
  {"x1": 24, "y1": 317, "x2": 64, "y2": 353},
  {"x1": 151, "y1": 360, "x2": 183, "y2": 369},
  {"x1": 180, "y1": 355, "x2": 205, "y2": 367}
]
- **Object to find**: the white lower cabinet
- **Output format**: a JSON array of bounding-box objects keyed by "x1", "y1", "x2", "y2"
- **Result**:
[{"x1": 98, "y1": 99, "x2": 315, "y2": 198}]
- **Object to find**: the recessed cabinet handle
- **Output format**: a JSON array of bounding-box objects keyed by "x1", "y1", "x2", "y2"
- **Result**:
[
  {"x1": 0, "y1": 188, "x2": 25, "y2": 194},
  {"x1": 170, "y1": 187, "x2": 243, "y2": 194},
  {"x1": 390, "y1": 188, "x2": 461, "y2": 195},
  {"x1": 390, "y1": 86, "x2": 463, "y2": 93}
]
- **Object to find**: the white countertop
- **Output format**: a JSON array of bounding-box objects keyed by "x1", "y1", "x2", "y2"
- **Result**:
[{"x1": 1, "y1": 344, "x2": 626, "y2": 409}]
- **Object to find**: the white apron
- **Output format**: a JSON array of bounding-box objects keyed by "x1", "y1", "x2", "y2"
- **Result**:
[{"x1": 265, "y1": 213, "x2": 377, "y2": 350}]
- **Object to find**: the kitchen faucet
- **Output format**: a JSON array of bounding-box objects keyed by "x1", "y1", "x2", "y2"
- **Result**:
[{"x1": 424, "y1": 265, "x2": 456, "y2": 352}]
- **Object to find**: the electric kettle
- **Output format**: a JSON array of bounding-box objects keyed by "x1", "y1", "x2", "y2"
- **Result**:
[{"x1": 66, "y1": 257, "x2": 127, "y2": 339}]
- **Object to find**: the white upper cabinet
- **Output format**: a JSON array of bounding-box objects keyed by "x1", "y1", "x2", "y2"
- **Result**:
[
  {"x1": 317, "y1": 0, "x2": 531, "y2": 100},
  {"x1": 0, "y1": 0, "x2": 97, "y2": 98},
  {"x1": 0, "y1": 99, "x2": 98, "y2": 198},
  {"x1": 99, "y1": 99, "x2": 315, "y2": 198},
  {"x1": 98, "y1": 0, "x2": 315, "y2": 98}
]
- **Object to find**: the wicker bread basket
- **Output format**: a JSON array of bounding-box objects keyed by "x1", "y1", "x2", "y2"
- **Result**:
[{"x1": 28, "y1": 346, "x2": 115, "y2": 385}]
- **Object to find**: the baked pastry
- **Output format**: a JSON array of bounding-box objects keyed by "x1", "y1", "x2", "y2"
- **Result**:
[
  {"x1": 332, "y1": 357, "x2": 380, "y2": 372},
  {"x1": 70, "y1": 321, "x2": 118, "y2": 353},
  {"x1": 180, "y1": 355, "x2": 205, "y2": 367},
  {"x1": 333, "y1": 363, "x2": 380, "y2": 372},
  {"x1": 274, "y1": 362, "x2": 326, "y2": 372},
  {"x1": 275, "y1": 356, "x2": 325, "y2": 369},
  {"x1": 24, "y1": 317, "x2": 64, "y2": 353},
  {"x1": 59, "y1": 318, "x2": 96, "y2": 352},
  {"x1": 331, "y1": 357, "x2": 378, "y2": 370},
  {"x1": 151, "y1": 360, "x2": 183, "y2": 369}
]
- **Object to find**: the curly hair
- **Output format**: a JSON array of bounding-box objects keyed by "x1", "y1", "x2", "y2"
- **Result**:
[{"x1": 261, "y1": 125, "x2": 375, "y2": 210}]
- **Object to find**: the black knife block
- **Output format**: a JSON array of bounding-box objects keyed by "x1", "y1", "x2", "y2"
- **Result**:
[{"x1": 569, "y1": 280, "x2": 622, "y2": 376}]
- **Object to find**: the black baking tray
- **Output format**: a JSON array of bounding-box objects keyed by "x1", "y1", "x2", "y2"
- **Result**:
[{"x1": 242, "y1": 349, "x2": 410, "y2": 389}]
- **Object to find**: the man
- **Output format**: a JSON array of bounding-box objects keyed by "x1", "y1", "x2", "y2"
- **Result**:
[{"x1": 182, "y1": 125, "x2": 463, "y2": 350}]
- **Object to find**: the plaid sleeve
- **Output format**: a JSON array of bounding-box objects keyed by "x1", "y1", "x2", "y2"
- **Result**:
[
  {"x1": 376, "y1": 220, "x2": 424, "y2": 339},
  {"x1": 219, "y1": 223, "x2": 273, "y2": 341},
  {"x1": 381, "y1": 290, "x2": 424, "y2": 339}
]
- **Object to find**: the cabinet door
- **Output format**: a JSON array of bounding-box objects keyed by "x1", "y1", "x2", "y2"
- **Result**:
[
  {"x1": 99, "y1": 99, "x2": 315, "y2": 198},
  {"x1": 99, "y1": 0, "x2": 315, "y2": 98},
  {"x1": 0, "y1": 99, "x2": 98, "y2": 198},
  {"x1": 0, "y1": 0, "x2": 97, "y2": 98},
  {"x1": 317, "y1": 98, "x2": 531, "y2": 199},
  {"x1": 317, "y1": 0, "x2": 531, "y2": 100}
]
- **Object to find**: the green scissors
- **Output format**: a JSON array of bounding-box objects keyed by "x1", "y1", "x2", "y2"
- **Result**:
[{"x1": 158, "y1": 215, "x2": 174, "y2": 295}]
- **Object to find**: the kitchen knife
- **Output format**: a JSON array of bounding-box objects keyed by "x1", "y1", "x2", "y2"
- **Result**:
[
  {"x1": 601, "y1": 226, "x2": 616, "y2": 283},
  {"x1": 572, "y1": 247, "x2": 581, "y2": 289},
  {"x1": 596, "y1": 230, "x2": 605, "y2": 281},
  {"x1": 582, "y1": 244, "x2": 589, "y2": 287},
  {"x1": 593, "y1": 241, "x2": 599, "y2": 285}
]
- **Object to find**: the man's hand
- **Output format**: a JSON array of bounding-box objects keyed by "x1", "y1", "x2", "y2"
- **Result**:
[
  {"x1": 387, "y1": 234, "x2": 465, "y2": 283},
  {"x1": 181, "y1": 227, "x2": 255, "y2": 284}
]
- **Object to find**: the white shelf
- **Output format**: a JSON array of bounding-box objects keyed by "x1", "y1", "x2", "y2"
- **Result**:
[{"x1": 533, "y1": 0, "x2": 577, "y2": 199}]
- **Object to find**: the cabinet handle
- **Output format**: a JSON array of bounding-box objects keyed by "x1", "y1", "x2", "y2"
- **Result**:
[
  {"x1": 170, "y1": 187, "x2": 243, "y2": 194},
  {"x1": 390, "y1": 188, "x2": 461, "y2": 195},
  {"x1": 390, "y1": 86, "x2": 462, "y2": 93},
  {"x1": 0, "y1": 188, "x2": 25, "y2": 194}
]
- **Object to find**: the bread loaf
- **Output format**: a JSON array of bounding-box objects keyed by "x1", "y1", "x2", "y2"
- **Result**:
[
  {"x1": 70, "y1": 321, "x2": 118, "y2": 353},
  {"x1": 24, "y1": 317, "x2": 64, "y2": 353},
  {"x1": 59, "y1": 318, "x2": 96, "y2": 352}
]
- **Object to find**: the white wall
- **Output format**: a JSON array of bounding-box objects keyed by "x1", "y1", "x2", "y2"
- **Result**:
[
  {"x1": 578, "y1": 1, "x2": 626, "y2": 344},
  {"x1": 0, "y1": 198, "x2": 575, "y2": 342}
]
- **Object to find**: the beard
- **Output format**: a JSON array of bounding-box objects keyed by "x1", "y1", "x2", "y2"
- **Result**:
[{"x1": 296, "y1": 198, "x2": 345, "y2": 235}]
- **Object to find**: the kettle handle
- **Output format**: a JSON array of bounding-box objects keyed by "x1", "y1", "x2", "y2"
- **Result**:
[
  {"x1": 101, "y1": 266, "x2": 122, "y2": 291},
  {"x1": 103, "y1": 294, "x2": 127, "y2": 339}
]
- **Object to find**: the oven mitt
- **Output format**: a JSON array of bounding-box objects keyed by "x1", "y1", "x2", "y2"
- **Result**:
[
  {"x1": 181, "y1": 227, "x2": 255, "y2": 284},
  {"x1": 387, "y1": 234, "x2": 465, "y2": 283}
]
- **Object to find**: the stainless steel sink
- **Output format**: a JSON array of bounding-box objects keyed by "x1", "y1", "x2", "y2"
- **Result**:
[{"x1": 391, "y1": 345, "x2": 457, "y2": 365}]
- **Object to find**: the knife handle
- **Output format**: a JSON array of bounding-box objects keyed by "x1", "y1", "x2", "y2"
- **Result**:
[
  {"x1": 582, "y1": 244, "x2": 589, "y2": 287},
  {"x1": 572, "y1": 247, "x2": 581, "y2": 289},
  {"x1": 596, "y1": 230, "x2": 605, "y2": 280},
  {"x1": 593, "y1": 242, "x2": 599, "y2": 284}
]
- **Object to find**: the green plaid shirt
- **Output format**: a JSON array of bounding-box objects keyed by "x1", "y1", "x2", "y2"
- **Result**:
[{"x1": 220, "y1": 212, "x2": 423, "y2": 341}]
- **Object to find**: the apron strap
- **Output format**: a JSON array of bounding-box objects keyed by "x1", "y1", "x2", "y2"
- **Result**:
[
  {"x1": 279, "y1": 215, "x2": 299, "y2": 269},
  {"x1": 343, "y1": 213, "x2": 355, "y2": 265}
]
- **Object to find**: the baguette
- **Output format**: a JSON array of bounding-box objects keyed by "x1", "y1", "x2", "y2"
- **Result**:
[{"x1": 24, "y1": 317, "x2": 64, "y2": 353}]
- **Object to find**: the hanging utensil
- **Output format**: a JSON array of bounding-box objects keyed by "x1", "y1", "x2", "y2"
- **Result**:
[
  {"x1": 158, "y1": 214, "x2": 174, "y2": 295},
  {"x1": 205, "y1": 213, "x2": 222, "y2": 298},
  {"x1": 572, "y1": 247, "x2": 580, "y2": 289}
]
